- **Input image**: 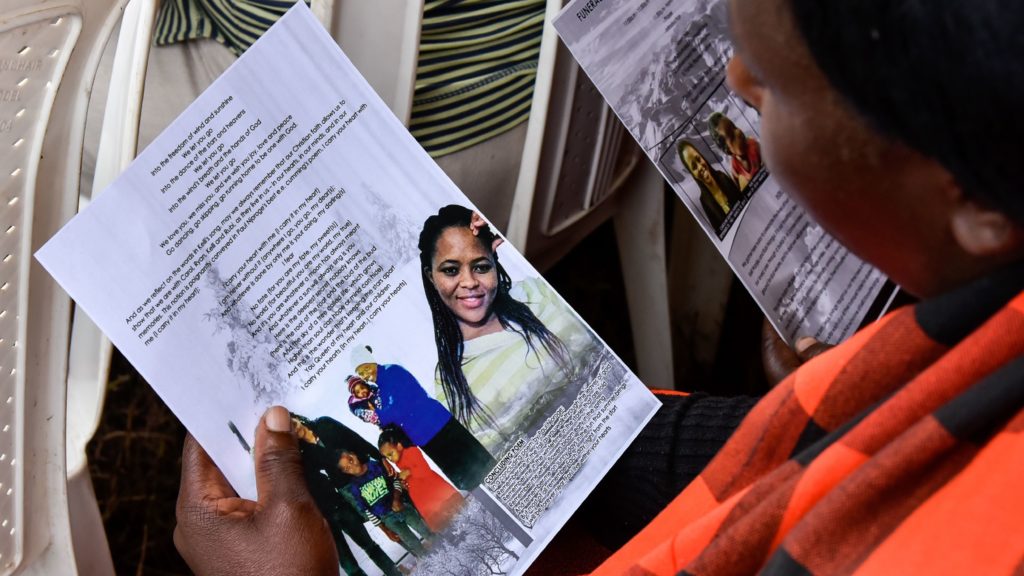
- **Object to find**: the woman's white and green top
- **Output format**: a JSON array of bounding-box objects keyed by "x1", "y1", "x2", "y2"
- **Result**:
[{"x1": 436, "y1": 277, "x2": 597, "y2": 453}]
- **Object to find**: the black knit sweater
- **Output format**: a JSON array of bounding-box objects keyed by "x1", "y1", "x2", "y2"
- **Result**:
[{"x1": 577, "y1": 392, "x2": 758, "y2": 549}]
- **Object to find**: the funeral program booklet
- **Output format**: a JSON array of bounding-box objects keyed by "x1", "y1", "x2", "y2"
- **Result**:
[
  {"x1": 554, "y1": 0, "x2": 895, "y2": 344},
  {"x1": 36, "y1": 5, "x2": 660, "y2": 575}
]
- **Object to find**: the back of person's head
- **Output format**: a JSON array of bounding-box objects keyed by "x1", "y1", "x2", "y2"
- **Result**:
[{"x1": 788, "y1": 0, "x2": 1024, "y2": 224}]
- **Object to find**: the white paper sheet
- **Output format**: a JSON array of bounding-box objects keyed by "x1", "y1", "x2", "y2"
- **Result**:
[{"x1": 37, "y1": 5, "x2": 660, "y2": 574}]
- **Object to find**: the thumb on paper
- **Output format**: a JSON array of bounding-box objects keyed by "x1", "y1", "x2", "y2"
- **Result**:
[{"x1": 253, "y1": 406, "x2": 310, "y2": 506}]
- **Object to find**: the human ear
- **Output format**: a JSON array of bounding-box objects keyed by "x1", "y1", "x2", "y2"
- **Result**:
[
  {"x1": 950, "y1": 198, "x2": 1024, "y2": 257},
  {"x1": 726, "y1": 56, "x2": 763, "y2": 111}
]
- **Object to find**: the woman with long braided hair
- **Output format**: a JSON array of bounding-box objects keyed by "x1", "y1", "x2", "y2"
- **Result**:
[{"x1": 417, "y1": 205, "x2": 591, "y2": 452}]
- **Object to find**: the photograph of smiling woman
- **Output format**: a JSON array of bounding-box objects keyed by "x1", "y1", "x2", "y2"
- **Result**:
[
  {"x1": 417, "y1": 205, "x2": 572, "y2": 444},
  {"x1": 677, "y1": 140, "x2": 744, "y2": 234}
]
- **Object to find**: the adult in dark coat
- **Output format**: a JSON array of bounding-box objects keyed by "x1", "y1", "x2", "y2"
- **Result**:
[{"x1": 291, "y1": 414, "x2": 400, "y2": 576}]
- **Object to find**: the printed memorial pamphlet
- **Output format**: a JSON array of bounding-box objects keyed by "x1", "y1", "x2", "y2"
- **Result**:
[
  {"x1": 554, "y1": 0, "x2": 894, "y2": 344},
  {"x1": 36, "y1": 5, "x2": 660, "y2": 574}
]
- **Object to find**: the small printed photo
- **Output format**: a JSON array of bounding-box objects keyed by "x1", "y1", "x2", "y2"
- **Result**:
[
  {"x1": 415, "y1": 205, "x2": 617, "y2": 457},
  {"x1": 287, "y1": 412, "x2": 423, "y2": 575},
  {"x1": 343, "y1": 353, "x2": 494, "y2": 492},
  {"x1": 659, "y1": 83, "x2": 764, "y2": 239},
  {"x1": 706, "y1": 112, "x2": 763, "y2": 192},
  {"x1": 675, "y1": 139, "x2": 744, "y2": 236}
]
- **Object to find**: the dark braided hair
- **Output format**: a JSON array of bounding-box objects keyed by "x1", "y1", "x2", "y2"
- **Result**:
[
  {"x1": 289, "y1": 412, "x2": 314, "y2": 429},
  {"x1": 417, "y1": 205, "x2": 571, "y2": 428},
  {"x1": 707, "y1": 112, "x2": 729, "y2": 153},
  {"x1": 378, "y1": 425, "x2": 413, "y2": 449}
]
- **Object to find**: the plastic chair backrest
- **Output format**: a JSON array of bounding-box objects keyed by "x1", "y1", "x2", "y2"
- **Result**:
[
  {"x1": 67, "y1": 0, "x2": 155, "y2": 488},
  {"x1": 318, "y1": 0, "x2": 424, "y2": 125},
  {"x1": 505, "y1": 0, "x2": 674, "y2": 389},
  {"x1": 507, "y1": 0, "x2": 642, "y2": 268},
  {"x1": 0, "y1": 0, "x2": 125, "y2": 574},
  {"x1": 62, "y1": 3, "x2": 152, "y2": 573}
]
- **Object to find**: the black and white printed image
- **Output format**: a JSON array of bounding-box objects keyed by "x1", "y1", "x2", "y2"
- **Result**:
[
  {"x1": 207, "y1": 201, "x2": 637, "y2": 575},
  {"x1": 659, "y1": 84, "x2": 762, "y2": 238},
  {"x1": 558, "y1": 0, "x2": 732, "y2": 154},
  {"x1": 200, "y1": 183, "x2": 420, "y2": 405}
]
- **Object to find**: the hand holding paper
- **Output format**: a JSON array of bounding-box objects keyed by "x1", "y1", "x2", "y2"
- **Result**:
[{"x1": 174, "y1": 407, "x2": 339, "y2": 576}]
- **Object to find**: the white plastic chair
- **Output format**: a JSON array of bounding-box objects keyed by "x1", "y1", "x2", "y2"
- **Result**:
[
  {"x1": 507, "y1": 0, "x2": 674, "y2": 389},
  {"x1": 65, "y1": 0, "x2": 426, "y2": 557},
  {"x1": 0, "y1": 0, "x2": 130, "y2": 573},
  {"x1": 65, "y1": 0, "x2": 156, "y2": 573},
  {"x1": 317, "y1": 0, "x2": 424, "y2": 126}
]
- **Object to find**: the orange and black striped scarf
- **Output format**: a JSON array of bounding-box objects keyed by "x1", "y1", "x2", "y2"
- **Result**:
[{"x1": 596, "y1": 264, "x2": 1024, "y2": 575}]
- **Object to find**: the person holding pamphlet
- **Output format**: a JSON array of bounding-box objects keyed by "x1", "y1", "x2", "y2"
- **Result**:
[
  {"x1": 35, "y1": 2, "x2": 662, "y2": 575},
  {"x1": 579, "y1": 0, "x2": 1024, "y2": 573},
  {"x1": 171, "y1": 0, "x2": 1024, "y2": 574}
]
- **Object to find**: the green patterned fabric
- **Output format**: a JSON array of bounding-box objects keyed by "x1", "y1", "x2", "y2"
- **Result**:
[
  {"x1": 411, "y1": 0, "x2": 545, "y2": 157},
  {"x1": 154, "y1": 0, "x2": 305, "y2": 56},
  {"x1": 153, "y1": 0, "x2": 544, "y2": 156}
]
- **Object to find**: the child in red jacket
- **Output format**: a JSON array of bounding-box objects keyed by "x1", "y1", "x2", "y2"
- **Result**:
[{"x1": 378, "y1": 426, "x2": 464, "y2": 532}]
